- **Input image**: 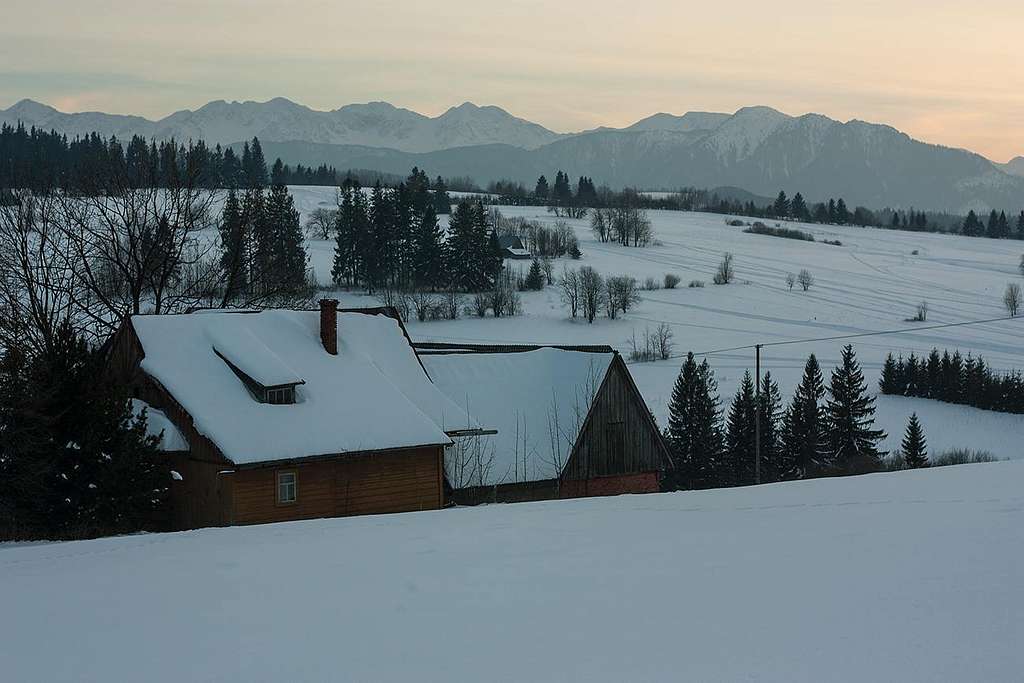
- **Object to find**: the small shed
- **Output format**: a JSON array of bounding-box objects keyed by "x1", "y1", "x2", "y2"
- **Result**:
[
  {"x1": 497, "y1": 234, "x2": 532, "y2": 259},
  {"x1": 417, "y1": 343, "x2": 672, "y2": 504}
]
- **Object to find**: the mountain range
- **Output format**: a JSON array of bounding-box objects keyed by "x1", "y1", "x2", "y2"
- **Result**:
[{"x1": 2, "y1": 97, "x2": 1022, "y2": 213}]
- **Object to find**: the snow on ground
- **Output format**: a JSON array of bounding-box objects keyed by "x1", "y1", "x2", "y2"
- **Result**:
[
  {"x1": 2, "y1": 461, "x2": 1022, "y2": 682},
  {"x1": 284, "y1": 187, "x2": 1024, "y2": 459}
]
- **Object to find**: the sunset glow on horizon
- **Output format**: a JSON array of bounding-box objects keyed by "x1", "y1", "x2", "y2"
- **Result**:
[{"x1": 2, "y1": 0, "x2": 1021, "y2": 161}]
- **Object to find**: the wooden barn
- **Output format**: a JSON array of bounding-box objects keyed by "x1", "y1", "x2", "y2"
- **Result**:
[
  {"x1": 416, "y1": 343, "x2": 672, "y2": 504},
  {"x1": 106, "y1": 302, "x2": 474, "y2": 530}
]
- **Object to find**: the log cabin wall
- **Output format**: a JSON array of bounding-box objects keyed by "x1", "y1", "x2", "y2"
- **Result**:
[{"x1": 230, "y1": 446, "x2": 444, "y2": 526}]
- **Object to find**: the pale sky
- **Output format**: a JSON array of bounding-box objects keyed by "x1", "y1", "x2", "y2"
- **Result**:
[{"x1": 2, "y1": 0, "x2": 1022, "y2": 161}]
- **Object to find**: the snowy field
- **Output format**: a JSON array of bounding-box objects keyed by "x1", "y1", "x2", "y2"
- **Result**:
[
  {"x1": 286, "y1": 186, "x2": 1024, "y2": 459},
  {"x1": 2, "y1": 461, "x2": 1022, "y2": 682}
]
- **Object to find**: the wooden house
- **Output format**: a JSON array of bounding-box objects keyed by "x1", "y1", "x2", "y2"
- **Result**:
[
  {"x1": 497, "y1": 234, "x2": 532, "y2": 259},
  {"x1": 107, "y1": 302, "x2": 474, "y2": 530},
  {"x1": 416, "y1": 343, "x2": 672, "y2": 504}
]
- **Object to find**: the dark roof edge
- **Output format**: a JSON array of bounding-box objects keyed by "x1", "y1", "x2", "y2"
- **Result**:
[{"x1": 413, "y1": 342, "x2": 617, "y2": 355}]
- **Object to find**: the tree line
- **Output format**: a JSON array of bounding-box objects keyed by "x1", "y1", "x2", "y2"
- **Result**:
[
  {"x1": 330, "y1": 168, "x2": 495, "y2": 295},
  {"x1": 664, "y1": 345, "x2": 891, "y2": 490},
  {"x1": 0, "y1": 123, "x2": 398, "y2": 192},
  {"x1": 880, "y1": 349, "x2": 1024, "y2": 414}
]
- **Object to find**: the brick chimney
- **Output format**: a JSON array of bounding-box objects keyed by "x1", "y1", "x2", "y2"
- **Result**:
[{"x1": 319, "y1": 299, "x2": 339, "y2": 355}]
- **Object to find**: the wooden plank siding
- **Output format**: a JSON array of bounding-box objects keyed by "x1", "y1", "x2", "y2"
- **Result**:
[
  {"x1": 105, "y1": 317, "x2": 446, "y2": 530},
  {"x1": 563, "y1": 355, "x2": 672, "y2": 481},
  {"x1": 230, "y1": 447, "x2": 444, "y2": 526}
]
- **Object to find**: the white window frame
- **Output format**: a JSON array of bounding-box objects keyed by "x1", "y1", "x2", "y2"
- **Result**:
[{"x1": 277, "y1": 471, "x2": 297, "y2": 504}]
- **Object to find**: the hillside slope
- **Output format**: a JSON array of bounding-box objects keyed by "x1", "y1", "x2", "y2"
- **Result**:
[{"x1": 2, "y1": 462, "x2": 1021, "y2": 682}]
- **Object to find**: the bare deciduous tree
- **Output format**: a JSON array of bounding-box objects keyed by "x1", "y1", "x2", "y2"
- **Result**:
[
  {"x1": 560, "y1": 266, "x2": 581, "y2": 319},
  {"x1": 0, "y1": 193, "x2": 79, "y2": 355},
  {"x1": 304, "y1": 207, "x2": 336, "y2": 240},
  {"x1": 607, "y1": 275, "x2": 640, "y2": 318},
  {"x1": 1005, "y1": 282, "x2": 1022, "y2": 317},
  {"x1": 713, "y1": 252, "x2": 735, "y2": 285},
  {"x1": 797, "y1": 268, "x2": 814, "y2": 291},
  {"x1": 785, "y1": 272, "x2": 796, "y2": 291},
  {"x1": 579, "y1": 266, "x2": 605, "y2": 324}
]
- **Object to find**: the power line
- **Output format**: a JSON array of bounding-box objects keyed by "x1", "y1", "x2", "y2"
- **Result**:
[{"x1": 626, "y1": 313, "x2": 1024, "y2": 365}]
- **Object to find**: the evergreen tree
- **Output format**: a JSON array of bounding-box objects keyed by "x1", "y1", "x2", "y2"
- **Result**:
[
  {"x1": 779, "y1": 354, "x2": 827, "y2": 479},
  {"x1": 773, "y1": 191, "x2": 790, "y2": 218},
  {"x1": 218, "y1": 189, "x2": 248, "y2": 301},
  {"x1": 243, "y1": 137, "x2": 268, "y2": 188},
  {"x1": 962, "y1": 210, "x2": 982, "y2": 237},
  {"x1": 757, "y1": 371, "x2": 783, "y2": 481},
  {"x1": 986, "y1": 209, "x2": 1000, "y2": 238},
  {"x1": 790, "y1": 192, "x2": 808, "y2": 220},
  {"x1": 724, "y1": 371, "x2": 757, "y2": 487},
  {"x1": 826, "y1": 345, "x2": 886, "y2": 473},
  {"x1": 410, "y1": 203, "x2": 445, "y2": 290},
  {"x1": 264, "y1": 183, "x2": 308, "y2": 292},
  {"x1": 332, "y1": 184, "x2": 364, "y2": 287},
  {"x1": 270, "y1": 157, "x2": 287, "y2": 186},
  {"x1": 665, "y1": 354, "x2": 724, "y2": 489},
  {"x1": 432, "y1": 176, "x2": 451, "y2": 215},
  {"x1": 1017, "y1": 211, "x2": 1024, "y2": 239},
  {"x1": 525, "y1": 258, "x2": 545, "y2": 290},
  {"x1": 879, "y1": 353, "x2": 899, "y2": 394},
  {"x1": 900, "y1": 413, "x2": 929, "y2": 468},
  {"x1": 835, "y1": 198, "x2": 850, "y2": 224},
  {"x1": 827, "y1": 198, "x2": 837, "y2": 223},
  {"x1": 535, "y1": 175, "x2": 549, "y2": 200}
]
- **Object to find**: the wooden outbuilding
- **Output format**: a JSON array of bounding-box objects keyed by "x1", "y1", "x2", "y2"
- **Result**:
[
  {"x1": 107, "y1": 303, "x2": 473, "y2": 530},
  {"x1": 416, "y1": 343, "x2": 673, "y2": 505}
]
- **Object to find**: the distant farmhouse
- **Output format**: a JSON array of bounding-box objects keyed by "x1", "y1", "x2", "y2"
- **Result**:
[
  {"x1": 417, "y1": 343, "x2": 672, "y2": 504},
  {"x1": 497, "y1": 234, "x2": 532, "y2": 259},
  {"x1": 107, "y1": 302, "x2": 474, "y2": 530}
]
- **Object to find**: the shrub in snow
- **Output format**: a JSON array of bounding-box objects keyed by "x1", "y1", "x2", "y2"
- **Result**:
[
  {"x1": 664, "y1": 273, "x2": 681, "y2": 289},
  {"x1": 712, "y1": 253, "x2": 734, "y2": 285},
  {"x1": 643, "y1": 277, "x2": 659, "y2": 291},
  {"x1": 689, "y1": 279, "x2": 705, "y2": 288}
]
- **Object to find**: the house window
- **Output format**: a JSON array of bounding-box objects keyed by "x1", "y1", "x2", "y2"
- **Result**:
[
  {"x1": 266, "y1": 387, "x2": 295, "y2": 405},
  {"x1": 277, "y1": 471, "x2": 297, "y2": 504}
]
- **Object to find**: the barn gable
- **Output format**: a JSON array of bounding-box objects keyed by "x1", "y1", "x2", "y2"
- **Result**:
[{"x1": 418, "y1": 344, "x2": 671, "y2": 500}]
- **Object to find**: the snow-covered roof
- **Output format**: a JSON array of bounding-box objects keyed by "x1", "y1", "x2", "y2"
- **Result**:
[
  {"x1": 505, "y1": 248, "x2": 531, "y2": 258},
  {"x1": 130, "y1": 399, "x2": 189, "y2": 452},
  {"x1": 131, "y1": 309, "x2": 471, "y2": 465},
  {"x1": 421, "y1": 348, "x2": 615, "y2": 486}
]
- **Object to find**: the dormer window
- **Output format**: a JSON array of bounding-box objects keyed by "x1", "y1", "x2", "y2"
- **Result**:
[
  {"x1": 212, "y1": 344, "x2": 304, "y2": 406},
  {"x1": 266, "y1": 386, "x2": 296, "y2": 405}
]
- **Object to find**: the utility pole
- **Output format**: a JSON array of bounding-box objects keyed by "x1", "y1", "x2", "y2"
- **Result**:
[{"x1": 754, "y1": 344, "x2": 762, "y2": 485}]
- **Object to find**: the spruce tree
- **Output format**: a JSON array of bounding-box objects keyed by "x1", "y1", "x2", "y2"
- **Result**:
[
  {"x1": 525, "y1": 258, "x2": 545, "y2": 290},
  {"x1": 835, "y1": 198, "x2": 850, "y2": 224},
  {"x1": 432, "y1": 176, "x2": 451, "y2": 215},
  {"x1": 779, "y1": 354, "x2": 827, "y2": 479},
  {"x1": 1017, "y1": 211, "x2": 1024, "y2": 239},
  {"x1": 986, "y1": 209, "x2": 1000, "y2": 238},
  {"x1": 962, "y1": 210, "x2": 981, "y2": 237},
  {"x1": 879, "y1": 353, "x2": 899, "y2": 394},
  {"x1": 332, "y1": 184, "x2": 363, "y2": 287},
  {"x1": 535, "y1": 175, "x2": 549, "y2": 200},
  {"x1": 218, "y1": 189, "x2": 248, "y2": 301},
  {"x1": 773, "y1": 191, "x2": 790, "y2": 218},
  {"x1": 264, "y1": 183, "x2": 308, "y2": 293},
  {"x1": 724, "y1": 371, "x2": 757, "y2": 487},
  {"x1": 665, "y1": 354, "x2": 723, "y2": 489},
  {"x1": 826, "y1": 345, "x2": 887, "y2": 473},
  {"x1": 790, "y1": 192, "x2": 808, "y2": 220},
  {"x1": 757, "y1": 372, "x2": 783, "y2": 482},
  {"x1": 900, "y1": 413, "x2": 929, "y2": 468},
  {"x1": 411, "y1": 203, "x2": 445, "y2": 290}
]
